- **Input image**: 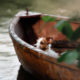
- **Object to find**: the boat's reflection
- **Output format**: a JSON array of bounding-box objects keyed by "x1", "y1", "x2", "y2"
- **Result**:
[{"x1": 17, "y1": 65, "x2": 37, "y2": 80}]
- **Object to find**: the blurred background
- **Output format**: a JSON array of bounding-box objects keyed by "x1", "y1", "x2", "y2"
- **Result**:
[
  {"x1": 0, "y1": 0, "x2": 80, "y2": 17},
  {"x1": 0, "y1": 0, "x2": 80, "y2": 80}
]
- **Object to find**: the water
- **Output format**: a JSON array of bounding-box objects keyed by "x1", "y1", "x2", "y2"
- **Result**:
[{"x1": 0, "y1": 0, "x2": 80, "y2": 80}]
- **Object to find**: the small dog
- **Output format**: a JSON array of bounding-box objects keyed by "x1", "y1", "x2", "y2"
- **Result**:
[{"x1": 34, "y1": 37, "x2": 59, "y2": 58}]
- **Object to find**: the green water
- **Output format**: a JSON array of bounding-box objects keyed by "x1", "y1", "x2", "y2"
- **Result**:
[{"x1": 0, "y1": 0, "x2": 80, "y2": 80}]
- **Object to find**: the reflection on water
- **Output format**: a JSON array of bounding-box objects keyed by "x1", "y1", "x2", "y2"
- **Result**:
[
  {"x1": 0, "y1": 0, "x2": 80, "y2": 80},
  {"x1": 17, "y1": 66, "x2": 37, "y2": 80}
]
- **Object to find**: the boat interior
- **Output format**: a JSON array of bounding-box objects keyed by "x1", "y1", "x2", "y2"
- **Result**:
[{"x1": 14, "y1": 15, "x2": 80, "y2": 54}]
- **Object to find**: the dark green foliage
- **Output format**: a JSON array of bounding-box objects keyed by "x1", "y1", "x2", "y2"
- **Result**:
[
  {"x1": 58, "y1": 50, "x2": 78, "y2": 64},
  {"x1": 77, "y1": 45, "x2": 80, "y2": 52},
  {"x1": 55, "y1": 20, "x2": 80, "y2": 41},
  {"x1": 71, "y1": 27, "x2": 80, "y2": 41},
  {"x1": 42, "y1": 16, "x2": 56, "y2": 23},
  {"x1": 55, "y1": 20, "x2": 73, "y2": 40}
]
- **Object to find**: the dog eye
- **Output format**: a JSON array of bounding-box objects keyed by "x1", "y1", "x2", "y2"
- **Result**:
[{"x1": 40, "y1": 42, "x2": 44, "y2": 44}]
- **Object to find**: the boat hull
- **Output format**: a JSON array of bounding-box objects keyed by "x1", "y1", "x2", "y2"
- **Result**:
[{"x1": 9, "y1": 11, "x2": 80, "y2": 80}]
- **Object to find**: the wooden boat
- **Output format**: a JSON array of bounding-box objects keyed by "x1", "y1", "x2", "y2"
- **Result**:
[{"x1": 9, "y1": 11, "x2": 80, "y2": 80}]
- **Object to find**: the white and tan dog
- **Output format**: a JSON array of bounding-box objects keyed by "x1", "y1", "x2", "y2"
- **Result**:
[{"x1": 34, "y1": 37, "x2": 59, "y2": 58}]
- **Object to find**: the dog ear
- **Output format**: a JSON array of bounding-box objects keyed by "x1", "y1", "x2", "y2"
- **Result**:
[{"x1": 46, "y1": 37, "x2": 53, "y2": 44}]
